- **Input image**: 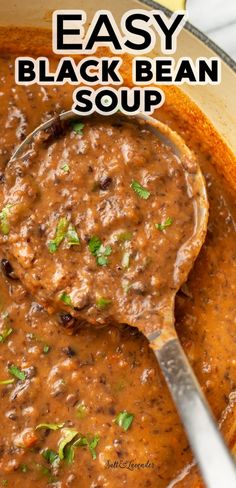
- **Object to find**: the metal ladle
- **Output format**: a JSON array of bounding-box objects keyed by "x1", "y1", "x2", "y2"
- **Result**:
[{"x1": 10, "y1": 111, "x2": 236, "y2": 487}]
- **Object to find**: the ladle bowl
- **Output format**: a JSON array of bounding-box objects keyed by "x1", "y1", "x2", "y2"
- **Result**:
[{"x1": 10, "y1": 110, "x2": 236, "y2": 488}]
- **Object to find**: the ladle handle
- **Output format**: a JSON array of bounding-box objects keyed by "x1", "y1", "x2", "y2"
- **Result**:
[{"x1": 154, "y1": 337, "x2": 236, "y2": 488}]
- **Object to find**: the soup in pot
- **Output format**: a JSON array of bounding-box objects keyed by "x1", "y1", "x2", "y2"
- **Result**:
[{"x1": 0, "y1": 30, "x2": 235, "y2": 488}]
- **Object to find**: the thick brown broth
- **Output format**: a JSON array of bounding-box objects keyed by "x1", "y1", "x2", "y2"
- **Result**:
[
  {"x1": 0, "y1": 115, "x2": 195, "y2": 334},
  {"x1": 0, "y1": 50, "x2": 235, "y2": 488}
]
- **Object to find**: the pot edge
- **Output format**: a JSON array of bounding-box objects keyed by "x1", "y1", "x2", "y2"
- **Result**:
[{"x1": 140, "y1": 0, "x2": 236, "y2": 73}]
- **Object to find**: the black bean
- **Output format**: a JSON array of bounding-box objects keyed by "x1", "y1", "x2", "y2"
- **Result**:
[
  {"x1": 99, "y1": 374, "x2": 107, "y2": 385},
  {"x1": 46, "y1": 116, "x2": 64, "y2": 140},
  {"x1": 30, "y1": 302, "x2": 44, "y2": 313},
  {"x1": 59, "y1": 312, "x2": 76, "y2": 328},
  {"x1": 24, "y1": 366, "x2": 37, "y2": 379},
  {"x1": 8, "y1": 413, "x2": 17, "y2": 421},
  {"x1": 112, "y1": 123, "x2": 123, "y2": 128},
  {"x1": 62, "y1": 346, "x2": 76, "y2": 357},
  {"x1": 84, "y1": 235, "x2": 90, "y2": 244},
  {"x1": 38, "y1": 224, "x2": 46, "y2": 237},
  {"x1": 99, "y1": 176, "x2": 112, "y2": 191},
  {"x1": 10, "y1": 381, "x2": 29, "y2": 401},
  {"x1": 1, "y1": 259, "x2": 17, "y2": 280},
  {"x1": 66, "y1": 393, "x2": 79, "y2": 407},
  {"x1": 108, "y1": 406, "x2": 116, "y2": 415}
]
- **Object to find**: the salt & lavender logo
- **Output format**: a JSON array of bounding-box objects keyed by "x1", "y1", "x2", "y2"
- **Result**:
[{"x1": 105, "y1": 459, "x2": 155, "y2": 471}]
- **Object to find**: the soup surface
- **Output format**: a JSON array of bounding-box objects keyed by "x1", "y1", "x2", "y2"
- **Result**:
[
  {"x1": 0, "y1": 115, "x2": 196, "y2": 334},
  {"x1": 0, "y1": 41, "x2": 235, "y2": 488}
]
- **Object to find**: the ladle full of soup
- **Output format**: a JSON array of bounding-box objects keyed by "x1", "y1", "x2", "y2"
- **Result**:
[{"x1": 0, "y1": 112, "x2": 236, "y2": 487}]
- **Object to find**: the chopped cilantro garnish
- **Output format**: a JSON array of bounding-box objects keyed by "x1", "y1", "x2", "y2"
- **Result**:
[
  {"x1": 96, "y1": 297, "x2": 112, "y2": 310},
  {"x1": 72, "y1": 122, "x2": 84, "y2": 135},
  {"x1": 8, "y1": 365, "x2": 26, "y2": 381},
  {"x1": 48, "y1": 242, "x2": 57, "y2": 253},
  {"x1": 88, "y1": 435, "x2": 100, "y2": 460},
  {"x1": 121, "y1": 252, "x2": 130, "y2": 269},
  {"x1": 155, "y1": 217, "x2": 173, "y2": 231},
  {"x1": 131, "y1": 180, "x2": 150, "y2": 200},
  {"x1": 42, "y1": 449, "x2": 59, "y2": 465},
  {"x1": 40, "y1": 429, "x2": 99, "y2": 466},
  {"x1": 66, "y1": 225, "x2": 80, "y2": 246},
  {"x1": 0, "y1": 378, "x2": 15, "y2": 385},
  {"x1": 43, "y1": 344, "x2": 50, "y2": 354},
  {"x1": 20, "y1": 464, "x2": 29, "y2": 473},
  {"x1": 73, "y1": 434, "x2": 100, "y2": 460},
  {"x1": 116, "y1": 231, "x2": 133, "y2": 242},
  {"x1": 35, "y1": 462, "x2": 58, "y2": 483},
  {"x1": 88, "y1": 237, "x2": 112, "y2": 266},
  {"x1": 56, "y1": 429, "x2": 100, "y2": 463},
  {"x1": 60, "y1": 163, "x2": 70, "y2": 173},
  {"x1": 96, "y1": 244, "x2": 112, "y2": 266},
  {"x1": 60, "y1": 292, "x2": 73, "y2": 307},
  {"x1": 0, "y1": 327, "x2": 13, "y2": 343},
  {"x1": 96, "y1": 256, "x2": 106, "y2": 266},
  {"x1": 64, "y1": 444, "x2": 75, "y2": 464},
  {"x1": 114, "y1": 411, "x2": 134, "y2": 431},
  {"x1": 100, "y1": 245, "x2": 112, "y2": 256},
  {"x1": 48, "y1": 218, "x2": 80, "y2": 252},
  {"x1": 48, "y1": 217, "x2": 69, "y2": 253},
  {"x1": 88, "y1": 236, "x2": 102, "y2": 255},
  {"x1": 0, "y1": 204, "x2": 13, "y2": 235},
  {"x1": 96, "y1": 254, "x2": 108, "y2": 266},
  {"x1": 76, "y1": 402, "x2": 87, "y2": 419},
  {"x1": 1, "y1": 481, "x2": 8, "y2": 487},
  {"x1": 58, "y1": 428, "x2": 78, "y2": 460},
  {"x1": 36, "y1": 423, "x2": 64, "y2": 431}
]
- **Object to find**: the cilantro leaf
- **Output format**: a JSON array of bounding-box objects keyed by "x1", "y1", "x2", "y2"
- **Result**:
[
  {"x1": 8, "y1": 364, "x2": 26, "y2": 381},
  {"x1": 114, "y1": 411, "x2": 134, "y2": 431},
  {"x1": 88, "y1": 435, "x2": 100, "y2": 460},
  {"x1": 131, "y1": 180, "x2": 150, "y2": 200},
  {"x1": 103, "y1": 245, "x2": 112, "y2": 256},
  {"x1": 96, "y1": 255, "x2": 108, "y2": 266},
  {"x1": 76, "y1": 402, "x2": 87, "y2": 419},
  {"x1": 0, "y1": 327, "x2": 13, "y2": 343},
  {"x1": 88, "y1": 237, "x2": 112, "y2": 266},
  {"x1": 72, "y1": 122, "x2": 84, "y2": 135},
  {"x1": 43, "y1": 344, "x2": 50, "y2": 354},
  {"x1": 60, "y1": 292, "x2": 73, "y2": 307},
  {"x1": 0, "y1": 204, "x2": 13, "y2": 235},
  {"x1": 20, "y1": 464, "x2": 29, "y2": 473},
  {"x1": 96, "y1": 297, "x2": 112, "y2": 310},
  {"x1": 66, "y1": 225, "x2": 80, "y2": 246},
  {"x1": 36, "y1": 423, "x2": 64, "y2": 431},
  {"x1": 58, "y1": 428, "x2": 78, "y2": 460},
  {"x1": 42, "y1": 449, "x2": 59, "y2": 465},
  {"x1": 155, "y1": 217, "x2": 173, "y2": 231},
  {"x1": 64, "y1": 444, "x2": 75, "y2": 464},
  {"x1": 0, "y1": 378, "x2": 15, "y2": 385},
  {"x1": 73, "y1": 434, "x2": 100, "y2": 460},
  {"x1": 48, "y1": 217, "x2": 69, "y2": 253},
  {"x1": 116, "y1": 231, "x2": 133, "y2": 242},
  {"x1": 96, "y1": 245, "x2": 112, "y2": 267},
  {"x1": 60, "y1": 164, "x2": 70, "y2": 173},
  {"x1": 88, "y1": 236, "x2": 102, "y2": 256}
]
